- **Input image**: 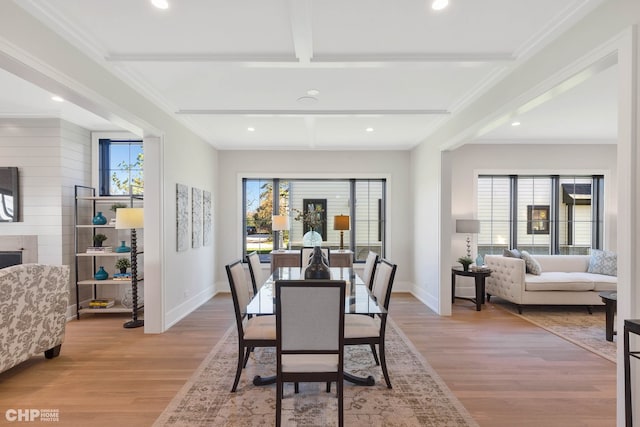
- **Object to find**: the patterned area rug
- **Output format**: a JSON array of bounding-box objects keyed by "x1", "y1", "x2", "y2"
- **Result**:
[
  {"x1": 153, "y1": 318, "x2": 478, "y2": 427},
  {"x1": 492, "y1": 298, "x2": 616, "y2": 363}
]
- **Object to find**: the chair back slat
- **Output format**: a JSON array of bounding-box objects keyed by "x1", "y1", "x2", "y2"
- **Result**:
[
  {"x1": 246, "y1": 251, "x2": 262, "y2": 295},
  {"x1": 371, "y1": 259, "x2": 397, "y2": 309},
  {"x1": 362, "y1": 251, "x2": 379, "y2": 290},
  {"x1": 276, "y1": 280, "x2": 345, "y2": 352},
  {"x1": 300, "y1": 247, "x2": 330, "y2": 266},
  {"x1": 226, "y1": 260, "x2": 250, "y2": 325}
]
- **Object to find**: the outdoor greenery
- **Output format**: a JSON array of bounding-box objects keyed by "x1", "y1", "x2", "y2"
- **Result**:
[
  {"x1": 247, "y1": 182, "x2": 289, "y2": 232},
  {"x1": 111, "y1": 151, "x2": 144, "y2": 195}
]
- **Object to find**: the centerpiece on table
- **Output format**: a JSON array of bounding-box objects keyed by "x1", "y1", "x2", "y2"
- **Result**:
[{"x1": 293, "y1": 206, "x2": 324, "y2": 246}]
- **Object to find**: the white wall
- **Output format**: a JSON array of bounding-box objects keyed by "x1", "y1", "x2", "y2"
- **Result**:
[
  {"x1": 448, "y1": 143, "x2": 617, "y2": 297},
  {"x1": 216, "y1": 150, "x2": 413, "y2": 292}
]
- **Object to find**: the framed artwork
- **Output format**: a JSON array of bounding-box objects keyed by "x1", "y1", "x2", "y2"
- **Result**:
[
  {"x1": 527, "y1": 205, "x2": 550, "y2": 235},
  {"x1": 203, "y1": 190, "x2": 212, "y2": 246},
  {"x1": 192, "y1": 187, "x2": 202, "y2": 248},
  {"x1": 176, "y1": 183, "x2": 189, "y2": 251},
  {"x1": 302, "y1": 198, "x2": 327, "y2": 239}
]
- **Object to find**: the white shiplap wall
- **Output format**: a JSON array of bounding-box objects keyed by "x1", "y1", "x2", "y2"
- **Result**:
[{"x1": 0, "y1": 118, "x2": 92, "y2": 303}]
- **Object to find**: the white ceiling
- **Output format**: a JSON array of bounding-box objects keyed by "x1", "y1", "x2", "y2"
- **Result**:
[{"x1": 0, "y1": 0, "x2": 616, "y2": 150}]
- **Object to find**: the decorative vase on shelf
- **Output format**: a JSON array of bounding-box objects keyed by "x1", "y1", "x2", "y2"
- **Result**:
[
  {"x1": 115, "y1": 241, "x2": 131, "y2": 253},
  {"x1": 92, "y1": 212, "x2": 107, "y2": 225},
  {"x1": 94, "y1": 266, "x2": 108, "y2": 280}
]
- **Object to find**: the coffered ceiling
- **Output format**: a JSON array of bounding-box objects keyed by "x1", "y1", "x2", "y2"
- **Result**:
[{"x1": 0, "y1": 0, "x2": 616, "y2": 149}]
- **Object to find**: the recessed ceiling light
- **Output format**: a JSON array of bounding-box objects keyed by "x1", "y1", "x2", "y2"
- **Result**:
[
  {"x1": 151, "y1": 0, "x2": 169, "y2": 10},
  {"x1": 366, "y1": 127, "x2": 374, "y2": 132},
  {"x1": 51, "y1": 95, "x2": 64, "y2": 102},
  {"x1": 511, "y1": 121, "x2": 521, "y2": 127},
  {"x1": 247, "y1": 127, "x2": 255, "y2": 132},
  {"x1": 431, "y1": 0, "x2": 449, "y2": 11},
  {"x1": 297, "y1": 96, "x2": 318, "y2": 105},
  {"x1": 307, "y1": 89, "x2": 320, "y2": 96}
]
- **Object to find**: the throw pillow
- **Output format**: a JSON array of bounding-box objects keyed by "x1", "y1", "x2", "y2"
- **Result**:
[
  {"x1": 503, "y1": 248, "x2": 521, "y2": 258},
  {"x1": 588, "y1": 249, "x2": 617, "y2": 276},
  {"x1": 520, "y1": 250, "x2": 542, "y2": 275}
]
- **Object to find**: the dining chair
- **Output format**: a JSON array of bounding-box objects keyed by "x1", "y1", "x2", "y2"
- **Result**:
[
  {"x1": 300, "y1": 246, "x2": 330, "y2": 266},
  {"x1": 344, "y1": 258, "x2": 397, "y2": 388},
  {"x1": 275, "y1": 279, "x2": 345, "y2": 427},
  {"x1": 362, "y1": 251, "x2": 380, "y2": 290},
  {"x1": 226, "y1": 259, "x2": 276, "y2": 392},
  {"x1": 246, "y1": 251, "x2": 262, "y2": 296}
]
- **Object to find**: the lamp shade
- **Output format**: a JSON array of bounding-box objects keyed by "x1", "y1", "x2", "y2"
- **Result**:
[
  {"x1": 333, "y1": 215, "x2": 350, "y2": 231},
  {"x1": 456, "y1": 219, "x2": 480, "y2": 234},
  {"x1": 115, "y1": 208, "x2": 144, "y2": 229},
  {"x1": 271, "y1": 215, "x2": 290, "y2": 231}
]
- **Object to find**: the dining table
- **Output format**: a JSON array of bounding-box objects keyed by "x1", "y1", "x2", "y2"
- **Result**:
[{"x1": 246, "y1": 266, "x2": 387, "y2": 387}]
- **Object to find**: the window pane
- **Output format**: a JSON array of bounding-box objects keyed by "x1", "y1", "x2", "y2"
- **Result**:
[
  {"x1": 517, "y1": 177, "x2": 551, "y2": 254},
  {"x1": 245, "y1": 179, "x2": 274, "y2": 260},
  {"x1": 558, "y1": 177, "x2": 592, "y2": 255},
  {"x1": 99, "y1": 140, "x2": 144, "y2": 195},
  {"x1": 354, "y1": 180, "x2": 383, "y2": 261},
  {"x1": 477, "y1": 176, "x2": 510, "y2": 255}
]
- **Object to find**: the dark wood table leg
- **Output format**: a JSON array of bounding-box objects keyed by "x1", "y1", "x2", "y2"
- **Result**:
[
  {"x1": 624, "y1": 323, "x2": 632, "y2": 427},
  {"x1": 604, "y1": 300, "x2": 615, "y2": 342},
  {"x1": 474, "y1": 276, "x2": 482, "y2": 311},
  {"x1": 451, "y1": 270, "x2": 456, "y2": 303}
]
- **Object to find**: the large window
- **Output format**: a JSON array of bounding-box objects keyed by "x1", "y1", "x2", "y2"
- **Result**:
[
  {"x1": 98, "y1": 139, "x2": 143, "y2": 196},
  {"x1": 477, "y1": 175, "x2": 603, "y2": 255},
  {"x1": 243, "y1": 178, "x2": 386, "y2": 263}
]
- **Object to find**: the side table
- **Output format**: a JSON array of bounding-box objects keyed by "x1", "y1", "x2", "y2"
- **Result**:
[
  {"x1": 599, "y1": 291, "x2": 617, "y2": 341},
  {"x1": 451, "y1": 267, "x2": 492, "y2": 311}
]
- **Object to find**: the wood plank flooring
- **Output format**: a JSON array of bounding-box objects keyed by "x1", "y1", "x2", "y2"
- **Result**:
[{"x1": 0, "y1": 293, "x2": 615, "y2": 426}]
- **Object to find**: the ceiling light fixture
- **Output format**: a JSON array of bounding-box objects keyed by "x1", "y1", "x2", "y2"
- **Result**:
[
  {"x1": 51, "y1": 95, "x2": 64, "y2": 102},
  {"x1": 151, "y1": 0, "x2": 169, "y2": 10},
  {"x1": 431, "y1": 0, "x2": 449, "y2": 11},
  {"x1": 511, "y1": 121, "x2": 521, "y2": 127},
  {"x1": 247, "y1": 127, "x2": 255, "y2": 132},
  {"x1": 366, "y1": 127, "x2": 374, "y2": 132},
  {"x1": 307, "y1": 89, "x2": 320, "y2": 96}
]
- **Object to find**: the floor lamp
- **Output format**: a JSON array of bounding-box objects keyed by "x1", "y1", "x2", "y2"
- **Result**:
[
  {"x1": 333, "y1": 215, "x2": 350, "y2": 250},
  {"x1": 272, "y1": 215, "x2": 290, "y2": 251},
  {"x1": 116, "y1": 208, "x2": 144, "y2": 329},
  {"x1": 456, "y1": 219, "x2": 480, "y2": 258}
]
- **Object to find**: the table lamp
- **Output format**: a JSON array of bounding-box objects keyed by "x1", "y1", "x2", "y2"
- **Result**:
[
  {"x1": 333, "y1": 215, "x2": 350, "y2": 250},
  {"x1": 456, "y1": 219, "x2": 480, "y2": 258},
  {"x1": 272, "y1": 215, "x2": 290, "y2": 251},
  {"x1": 116, "y1": 207, "x2": 144, "y2": 329}
]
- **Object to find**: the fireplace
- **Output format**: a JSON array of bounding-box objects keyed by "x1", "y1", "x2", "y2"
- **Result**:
[{"x1": 0, "y1": 251, "x2": 22, "y2": 269}]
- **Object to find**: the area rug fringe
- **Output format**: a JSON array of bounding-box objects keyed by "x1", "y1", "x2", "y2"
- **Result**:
[
  {"x1": 492, "y1": 300, "x2": 616, "y2": 363},
  {"x1": 153, "y1": 317, "x2": 478, "y2": 427}
]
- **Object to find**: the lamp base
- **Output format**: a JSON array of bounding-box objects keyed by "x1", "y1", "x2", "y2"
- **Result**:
[{"x1": 123, "y1": 319, "x2": 144, "y2": 329}]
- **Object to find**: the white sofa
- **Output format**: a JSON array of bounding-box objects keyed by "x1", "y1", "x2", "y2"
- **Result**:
[
  {"x1": 0, "y1": 264, "x2": 70, "y2": 374},
  {"x1": 484, "y1": 254, "x2": 616, "y2": 313}
]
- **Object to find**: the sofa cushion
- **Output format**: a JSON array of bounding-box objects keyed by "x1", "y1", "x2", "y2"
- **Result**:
[
  {"x1": 520, "y1": 250, "x2": 542, "y2": 275},
  {"x1": 525, "y1": 272, "x2": 595, "y2": 291},
  {"x1": 535, "y1": 255, "x2": 590, "y2": 273},
  {"x1": 587, "y1": 249, "x2": 617, "y2": 276},
  {"x1": 591, "y1": 273, "x2": 618, "y2": 291},
  {"x1": 503, "y1": 248, "x2": 521, "y2": 258}
]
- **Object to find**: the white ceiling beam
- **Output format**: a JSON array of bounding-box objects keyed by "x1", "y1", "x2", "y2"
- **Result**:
[
  {"x1": 105, "y1": 52, "x2": 513, "y2": 64},
  {"x1": 288, "y1": 0, "x2": 313, "y2": 64},
  {"x1": 176, "y1": 109, "x2": 450, "y2": 116}
]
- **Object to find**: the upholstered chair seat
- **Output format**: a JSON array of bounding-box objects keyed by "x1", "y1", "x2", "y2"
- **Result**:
[
  {"x1": 243, "y1": 315, "x2": 276, "y2": 340},
  {"x1": 281, "y1": 354, "x2": 340, "y2": 372},
  {"x1": 344, "y1": 314, "x2": 381, "y2": 338}
]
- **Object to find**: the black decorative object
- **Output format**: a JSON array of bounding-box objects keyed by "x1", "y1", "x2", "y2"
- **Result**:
[{"x1": 304, "y1": 246, "x2": 331, "y2": 279}]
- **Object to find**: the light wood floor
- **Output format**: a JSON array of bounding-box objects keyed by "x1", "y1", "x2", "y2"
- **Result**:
[{"x1": 0, "y1": 294, "x2": 615, "y2": 426}]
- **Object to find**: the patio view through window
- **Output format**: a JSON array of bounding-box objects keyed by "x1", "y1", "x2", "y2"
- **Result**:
[
  {"x1": 477, "y1": 175, "x2": 604, "y2": 256},
  {"x1": 243, "y1": 178, "x2": 385, "y2": 263}
]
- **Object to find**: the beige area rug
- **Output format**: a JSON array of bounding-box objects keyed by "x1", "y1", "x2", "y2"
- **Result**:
[
  {"x1": 491, "y1": 298, "x2": 616, "y2": 363},
  {"x1": 153, "y1": 318, "x2": 478, "y2": 427}
]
